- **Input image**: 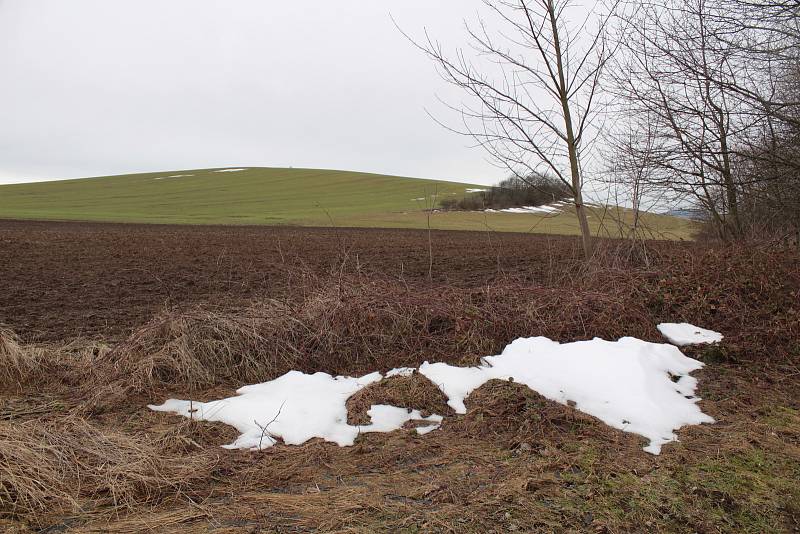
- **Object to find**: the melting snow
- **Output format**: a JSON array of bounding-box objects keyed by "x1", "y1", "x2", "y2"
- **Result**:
[
  {"x1": 419, "y1": 336, "x2": 714, "y2": 454},
  {"x1": 149, "y1": 370, "x2": 443, "y2": 450},
  {"x1": 466, "y1": 188, "x2": 487, "y2": 193},
  {"x1": 500, "y1": 204, "x2": 562, "y2": 214},
  {"x1": 150, "y1": 331, "x2": 717, "y2": 455},
  {"x1": 214, "y1": 168, "x2": 248, "y2": 173},
  {"x1": 366, "y1": 405, "x2": 443, "y2": 434},
  {"x1": 386, "y1": 367, "x2": 415, "y2": 378},
  {"x1": 657, "y1": 323, "x2": 723, "y2": 346}
]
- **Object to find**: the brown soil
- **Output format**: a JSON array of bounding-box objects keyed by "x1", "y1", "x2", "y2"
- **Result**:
[{"x1": 0, "y1": 219, "x2": 589, "y2": 343}]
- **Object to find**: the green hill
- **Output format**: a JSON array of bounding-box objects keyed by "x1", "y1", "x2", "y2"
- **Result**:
[{"x1": 0, "y1": 167, "x2": 694, "y2": 238}]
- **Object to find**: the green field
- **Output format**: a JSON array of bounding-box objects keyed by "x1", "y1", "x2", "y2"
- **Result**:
[{"x1": 0, "y1": 167, "x2": 694, "y2": 238}]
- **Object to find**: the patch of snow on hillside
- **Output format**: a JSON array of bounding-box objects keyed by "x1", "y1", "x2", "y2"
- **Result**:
[
  {"x1": 466, "y1": 188, "x2": 487, "y2": 193},
  {"x1": 500, "y1": 204, "x2": 561, "y2": 214},
  {"x1": 214, "y1": 168, "x2": 248, "y2": 173},
  {"x1": 155, "y1": 174, "x2": 194, "y2": 180},
  {"x1": 657, "y1": 323, "x2": 723, "y2": 346},
  {"x1": 419, "y1": 336, "x2": 714, "y2": 454}
]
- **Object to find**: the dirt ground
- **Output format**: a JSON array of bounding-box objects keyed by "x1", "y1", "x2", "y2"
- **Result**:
[
  {"x1": 0, "y1": 219, "x2": 591, "y2": 342},
  {"x1": 1, "y1": 220, "x2": 798, "y2": 533}
]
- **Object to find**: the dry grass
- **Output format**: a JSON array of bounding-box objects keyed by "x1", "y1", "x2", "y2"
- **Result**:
[
  {"x1": 0, "y1": 415, "x2": 217, "y2": 527},
  {"x1": 0, "y1": 327, "x2": 41, "y2": 391},
  {"x1": 105, "y1": 302, "x2": 298, "y2": 392},
  {"x1": 96, "y1": 277, "x2": 657, "y2": 406}
]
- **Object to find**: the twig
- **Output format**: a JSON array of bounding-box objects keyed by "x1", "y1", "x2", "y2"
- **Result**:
[{"x1": 254, "y1": 401, "x2": 286, "y2": 451}]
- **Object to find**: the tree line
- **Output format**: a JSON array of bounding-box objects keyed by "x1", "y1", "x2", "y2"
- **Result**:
[{"x1": 439, "y1": 175, "x2": 572, "y2": 211}]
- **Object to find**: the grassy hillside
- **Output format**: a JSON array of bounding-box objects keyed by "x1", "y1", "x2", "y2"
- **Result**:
[{"x1": 0, "y1": 167, "x2": 695, "y2": 238}]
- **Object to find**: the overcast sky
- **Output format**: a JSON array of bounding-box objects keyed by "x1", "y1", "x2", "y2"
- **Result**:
[{"x1": 0, "y1": 0, "x2": 508, "y2": 185}]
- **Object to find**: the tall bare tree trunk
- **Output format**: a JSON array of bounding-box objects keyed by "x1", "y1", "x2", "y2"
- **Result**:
[
  {"x1": 549, "y1": 0, "x2": 594, "y2": 258},
  {"x1": 717, "y1": 117, "x2": 741, "y2": 237}
]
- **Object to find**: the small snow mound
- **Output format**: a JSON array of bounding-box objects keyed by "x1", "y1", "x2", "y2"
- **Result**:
[
  {"x1": 466, "y1": 188, "x2": 487, "y2": 193},
  {"x1": 214, "y1": 168, "x2": 248, "y2": 173},
  {"x1": 657, "y1": 323, "x2": 723, "y2": 346},
  {"x1": 363, "y1": 405, "x2": 442, "y2": 434}
]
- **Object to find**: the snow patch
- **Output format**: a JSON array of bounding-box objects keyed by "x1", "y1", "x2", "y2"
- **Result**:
[
  {"x1": 466, "y1": 188, "x2": 487, "y2": 193},
  {"x1": 364, "y1": 405, "x2": 442, "y2": 434},
  {"x1": 657, "y1": 323, "x2": 723, "y2": 346},
  {"x1": 155, "y1": 174, "x2": 194, "y2": 180},
  {"x1": 419, "y1": 336, "x2": 714, "y2": 454},
  {"x1": 149, "y1": 370, "x2": 442, "y2": 450},
  {"x1": 500, "y1": 204, "x2": 561, "y2": 214},
  {"x1": 150, "y1": 331, "x2": 716, "y2": 455},
  {"x1": 386, "y1": 367, "x2": 415, "y2": 378},
  {"x1": 214, "y1": 168, "x2": 248, "y2": 173}
]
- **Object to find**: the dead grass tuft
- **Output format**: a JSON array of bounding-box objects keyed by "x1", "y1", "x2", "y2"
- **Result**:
[
  {"x1": 0, "y1": 327, "x2": 41, "y2": 390},
  {"x1": 0, "y1": 416, "x2": 217, "y2": 527},
  {"x1": 104, "y1": 302, "x2": 299, "y2": 393}
]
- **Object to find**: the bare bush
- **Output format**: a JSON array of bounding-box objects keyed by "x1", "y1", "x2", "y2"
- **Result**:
[{"x1": 440, "y1": 174, "x2": 572, "y2": 211}]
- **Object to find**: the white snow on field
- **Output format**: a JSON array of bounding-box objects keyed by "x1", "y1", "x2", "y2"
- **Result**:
[
  {"x1": 155, "y1": 174, "x2": 194, "y2": 180},
  {"x1": 149, "y1": 370, "x2": 444, "y2": 450},
  {"x1": 150, "y1": 330, "x2": 717, "y2": 455},
  {"x1": 419, "y1": 336, "x2": 714, "y2": 454},
  {"x1": 657, "y1": 323, "x2": 723, "y2": 346},
  {"x1": 214, "y1": 168, "x2": 248, "y2": 173},
  {"x1": 499, "y1": 204, "x2": 562, "y2": 214},
  {"x1": 466, "y1": 188, "x2": 487, "y2": 193},
  {"x1": 411, "y1": 197, "x2": 425, "y2": 201}
]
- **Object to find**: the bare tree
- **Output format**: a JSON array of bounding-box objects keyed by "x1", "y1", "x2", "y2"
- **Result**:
[
  {"x1": 703, "y1": 0, "x2": 800, "y2": 128},
  {"x1": 610, "y1": 0, "x2": 754, "y2": 238},
  {"x1": 610, "y1": 0, "x2": 799, "y2": 240},
  {"x1": 402, "y1": 0, "x2": 618, "y2": 258},
  {"x1": 604, "y1": 108, "x2": 666, "y2": 239}
]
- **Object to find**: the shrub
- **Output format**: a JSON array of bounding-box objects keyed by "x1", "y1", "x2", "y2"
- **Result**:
[{"x1": 439, "y1": 173, "x2": 571, "y2": 211}]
